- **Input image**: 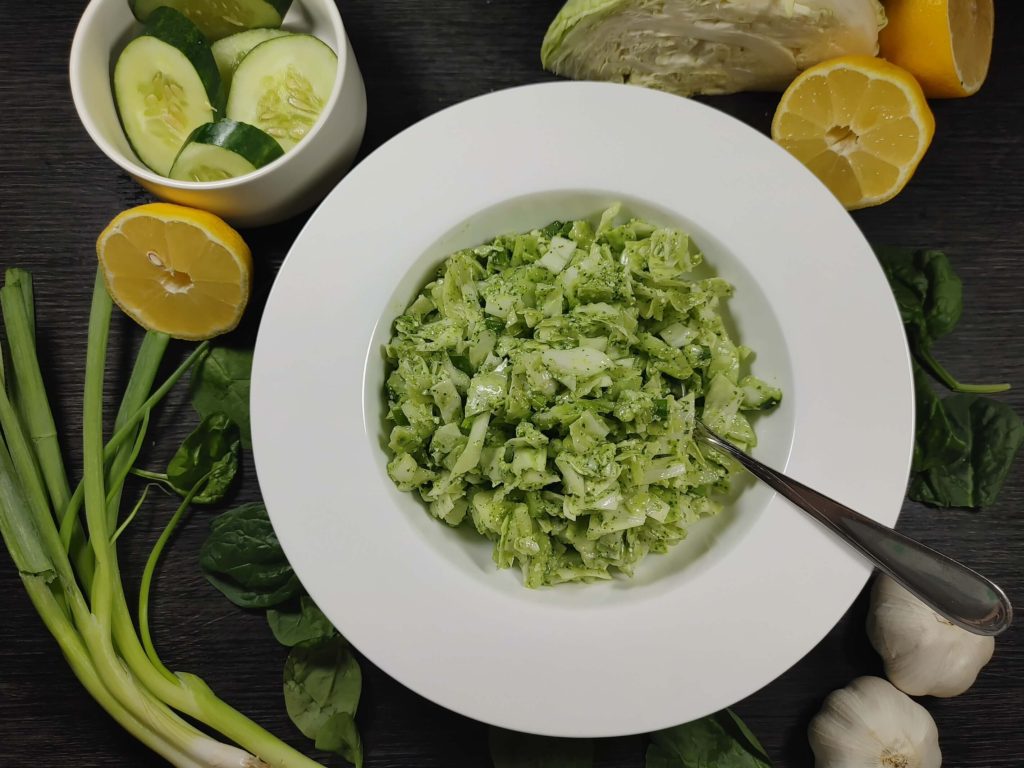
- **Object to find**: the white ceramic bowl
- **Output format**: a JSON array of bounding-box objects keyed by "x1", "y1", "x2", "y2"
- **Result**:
[
  {"x1": 70, "y1": 0, "x2": 366, "y2": 227},
  {"x1": 252, "y1": 83, "x2": 914, "y2": 736}
]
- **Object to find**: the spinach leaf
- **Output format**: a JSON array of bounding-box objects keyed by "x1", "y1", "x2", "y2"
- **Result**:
[
  {"x1": 912, "y1": 366, "x2": 968, "y2": 473},
  {"x1": 875, "y1": 246, "x2": 961, "y2": 338},
  {"x1": 721, "y1": 710, "x2": 771, "y2": 763},
  {"x1": 199, "y1": 503, "x2": 300, "y2": 608},
  {"x1": 268, "y1": 596, "x2": 335, "y2": 647},
  {"x1": 166, "y1": 412, "x2": 240, "y2": 504},
  {"x1": 875, "y1": 247, "x2": 1008, "y2": 394},
  {"x1": 191, "y1": 347, "x2": 253, "y2": 447},
  {"x1": 877, "y1": 247, "x2": 1021, "y2": 508},
  {"x1": 314, "y1": 713, "x2": 362, "y2": 767},
  {"x1": 284, "y1": 635, "x2": 363, "y2": 767},
  {"x1": 201, "y1": 505, "x2": 364, "y2": 765},
  {"x1": 646, "y1": 710, "x2": 771, "y2": 768},
  {"x1": 489, "y1": 727, "x2": 593, "y2": 767},
  {"x1": 910, "y1": 391, "x2": 1024, "y2": 508}
]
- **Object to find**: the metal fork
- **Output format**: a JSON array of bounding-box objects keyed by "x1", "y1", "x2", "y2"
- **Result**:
[{"x1": 695, "y1": 419, "x2": 1012, "y2": 636}]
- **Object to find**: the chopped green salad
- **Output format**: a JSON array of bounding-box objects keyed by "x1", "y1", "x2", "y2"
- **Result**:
[{"x1": 384, "y1": 205, "x2": 780, "y2": 587}]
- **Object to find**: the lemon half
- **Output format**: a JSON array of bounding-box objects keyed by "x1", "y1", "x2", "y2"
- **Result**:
[
  {"x1": 772, "y1": 55, "x2": 936, "y2": 210},
  {"x1": 97, "y1": 203, "x2": 252, "y2": 340},
  {"x1": 880, "y1": 0, "x2": 994, "y2": 98}
]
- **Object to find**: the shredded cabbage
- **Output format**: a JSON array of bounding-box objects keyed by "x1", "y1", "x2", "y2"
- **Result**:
[
  {"x1": 541, "y1": 0, "x2": 886, "y2": 96},
  {"x1": 384, "y1": 205, "x2": 781, "y2": 587}
]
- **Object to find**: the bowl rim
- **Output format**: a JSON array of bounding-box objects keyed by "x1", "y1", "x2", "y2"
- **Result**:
[{"x1": 69, "y1": 0, "x2": 351, "y2": 190}]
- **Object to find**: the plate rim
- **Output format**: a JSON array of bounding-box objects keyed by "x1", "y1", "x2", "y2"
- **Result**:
[{"x1": 252, "y1": 81, "x2": 915, "y2": 737}]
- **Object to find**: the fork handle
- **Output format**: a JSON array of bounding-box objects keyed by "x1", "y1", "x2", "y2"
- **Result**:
[{"x1": 698, "y1": 425, "x2": 1012, "y2": 636}]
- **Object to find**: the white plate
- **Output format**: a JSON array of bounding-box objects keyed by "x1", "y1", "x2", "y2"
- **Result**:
[{"x1": 252, "y1": 82, "x2": 913, "y2": 738}]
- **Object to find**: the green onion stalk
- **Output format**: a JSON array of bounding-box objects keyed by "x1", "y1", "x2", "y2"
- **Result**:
[{"x1": 0, "y1": 268, "x2": 325, "y2": 768}]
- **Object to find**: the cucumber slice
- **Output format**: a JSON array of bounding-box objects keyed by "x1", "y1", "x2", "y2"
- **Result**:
[
  {"x1": 130, "y1": 0, "x2": 293, "y2": 41},
  {"x1": 113, "y1": 7, "x2": 221, "y2": 176},
  {"x1": 226, "y1": 34, "x2": 337, "y2": 152},
  {"x1": 169, "y1": 119, "x2": 284, "y2": 181},
  {"x1": 212, "y1": 28, "x2": 291, "y2": 90}
]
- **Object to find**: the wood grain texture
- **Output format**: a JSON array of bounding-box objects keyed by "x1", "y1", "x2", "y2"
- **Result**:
[{"x1": 1, "y1": 2, "x2": 1022, "y2": 766}]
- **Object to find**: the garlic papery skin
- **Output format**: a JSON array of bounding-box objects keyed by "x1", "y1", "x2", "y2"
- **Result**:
[
  {"x1": 867, "y1": 574, "x2": 995, "y2": 697},
  {"x1": 808, "y1": 676, "x2": 941, "y2": 768}
]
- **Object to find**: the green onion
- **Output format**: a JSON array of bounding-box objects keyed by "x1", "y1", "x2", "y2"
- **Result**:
[
  {"x1": 1, "y1": 270, "x2": 71, "y2": 512},
  {"x1": 0, "y1": 268, "x2": 328, "y2": 768}
]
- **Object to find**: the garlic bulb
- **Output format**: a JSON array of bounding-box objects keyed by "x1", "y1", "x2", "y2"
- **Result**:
[
  {"x1": 867, "y1": 574, "x2": 995, "y2": 697},
  {"x1": 808, "y1": 676, "x2": 941, "y2": 768}
]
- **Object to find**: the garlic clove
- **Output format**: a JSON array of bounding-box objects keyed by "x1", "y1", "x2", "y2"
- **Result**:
[
  {"x1": 868, "y1": 574, "x2": 994, "y2": 698},
  {"x1": 808, "y1": 676, "x2": 941, "y2": 768}
]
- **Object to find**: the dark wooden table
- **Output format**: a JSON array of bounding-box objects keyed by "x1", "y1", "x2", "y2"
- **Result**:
[{"x1": 2, "y1": 2, "x2": 1022, "y2": 766}]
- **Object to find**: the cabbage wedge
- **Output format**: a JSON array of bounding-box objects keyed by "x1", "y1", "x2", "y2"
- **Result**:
[{"x1": 541, "y1": 0, "x2": 886, "y2": 96}]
